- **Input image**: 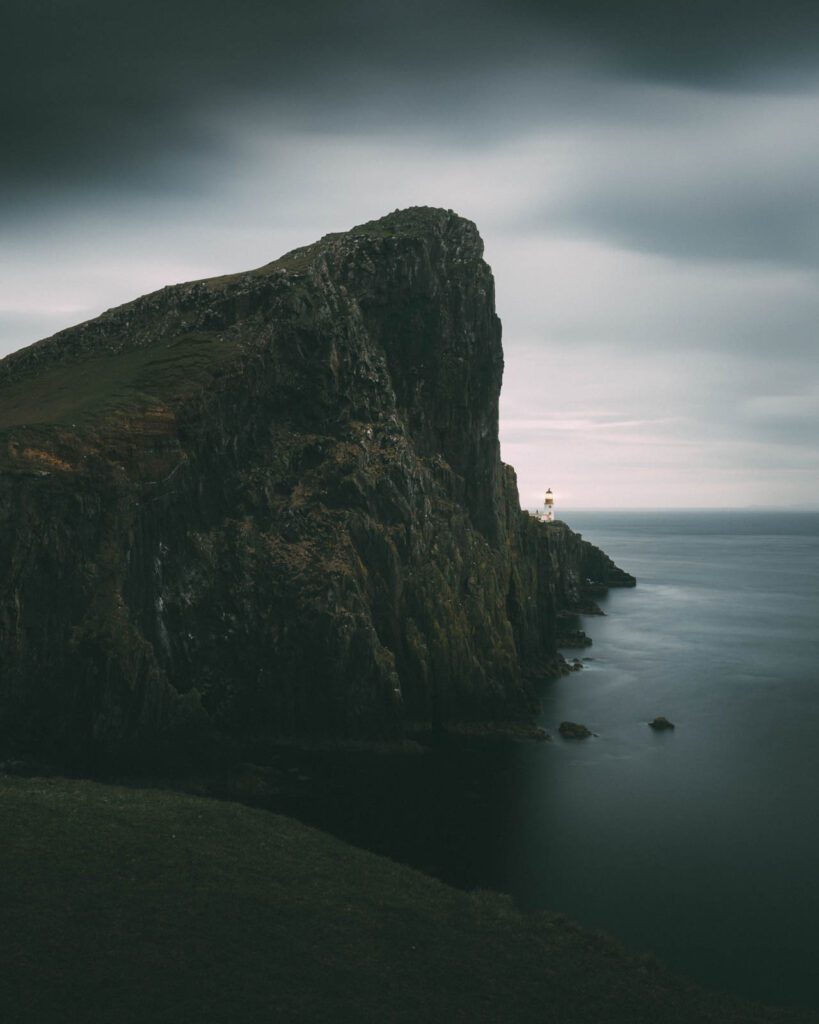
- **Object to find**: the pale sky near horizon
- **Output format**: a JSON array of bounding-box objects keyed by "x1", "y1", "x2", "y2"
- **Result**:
[{"x1": 3, "y1": 2, "x2": 818, "y2": 509}]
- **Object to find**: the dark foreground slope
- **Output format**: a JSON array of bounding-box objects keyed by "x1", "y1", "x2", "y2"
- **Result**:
[
  {"x1": 0, "y1": 774, "x2": 811, "y2": 1024},
  {"x1": 0, "y1": 208, "x2": 632, "y2": 766}
]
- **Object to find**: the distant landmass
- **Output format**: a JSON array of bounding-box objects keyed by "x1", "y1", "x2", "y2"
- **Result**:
[{"x1": 0, "y1": 208, "x2": 633, "y2": 767}]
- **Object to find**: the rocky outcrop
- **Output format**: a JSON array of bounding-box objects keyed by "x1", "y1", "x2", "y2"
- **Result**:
[
  {"x1": 0, "y1": 208, "x2": 634, "y2": 767},
  {"x1": 559, "y1": 721, "x2": 593, "y2": 740}
]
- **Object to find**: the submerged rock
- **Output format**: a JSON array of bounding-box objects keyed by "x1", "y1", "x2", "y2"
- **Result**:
[{"x1": 0, "y1": 207, "x2": 633, "y2": 766}]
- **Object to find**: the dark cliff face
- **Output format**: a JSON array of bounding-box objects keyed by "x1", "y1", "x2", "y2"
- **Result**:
[{"x1": 0, "y1": 208, "x2": 634, "y2": 766}]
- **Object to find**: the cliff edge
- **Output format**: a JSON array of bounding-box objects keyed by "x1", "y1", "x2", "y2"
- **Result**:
[{"x1": 0, "y1": 208, "x2": 634, "y2": 765}]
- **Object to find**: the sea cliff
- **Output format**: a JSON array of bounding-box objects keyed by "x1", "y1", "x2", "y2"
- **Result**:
[{"x1": 0, "y1": 208, "x2": 633, "y2": 766}]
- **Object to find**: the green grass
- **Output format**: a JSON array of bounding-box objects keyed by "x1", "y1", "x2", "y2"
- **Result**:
[
  {"x1": 0, "y1": 775, "x2": 811, "y2": 1024},
  {"x1": 0, "y1": 333, "x2": 235, "y2": 432}
]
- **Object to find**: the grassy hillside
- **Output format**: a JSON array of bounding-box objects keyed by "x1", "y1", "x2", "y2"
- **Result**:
[
  {"x1": 0, "y1": 332, "x2": 235, "y2": 432},
  {"x1": 0, "y1": 775, "x2": 812, "y2": 1024}
]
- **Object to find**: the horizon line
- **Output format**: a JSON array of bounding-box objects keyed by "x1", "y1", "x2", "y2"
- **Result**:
[{"x1": 529, "y1": 506, "x2": 819, "y2": 513}]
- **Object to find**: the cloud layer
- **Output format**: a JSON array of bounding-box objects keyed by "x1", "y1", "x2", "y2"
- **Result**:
[{"x1": 2, "y1": 1, "x2": 818, "y2": 507}]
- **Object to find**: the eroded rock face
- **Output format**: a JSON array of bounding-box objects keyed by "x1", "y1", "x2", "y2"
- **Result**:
[{"x1": 0, "y1": 208, "x2": 634, "y2": 766}]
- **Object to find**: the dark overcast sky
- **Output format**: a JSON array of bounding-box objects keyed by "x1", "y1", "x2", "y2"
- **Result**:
[{"x1": 3, "y1": 1, "x2": 818, "y2": 507}]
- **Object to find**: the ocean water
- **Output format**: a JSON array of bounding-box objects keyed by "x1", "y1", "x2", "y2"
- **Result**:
[
  {"x1": 281, "y1": 510, "x2": 819, "y2": 1011},
  {"x1": 509, "y1": 510, "x2": 819, "y2": 1011}
]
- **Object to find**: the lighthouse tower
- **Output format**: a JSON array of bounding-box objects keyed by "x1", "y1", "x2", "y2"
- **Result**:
[{"x1": 544, "y1": 488, "x2": 555, "y2": 522}]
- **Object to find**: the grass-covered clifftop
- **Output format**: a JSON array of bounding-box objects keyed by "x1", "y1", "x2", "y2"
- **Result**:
[{"x1": 1, "y1": 774, "x2": 810, "y2": 1024}]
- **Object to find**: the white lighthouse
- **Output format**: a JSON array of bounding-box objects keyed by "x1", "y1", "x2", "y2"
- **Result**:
[{"x1": 544, "y1": 488, "x2": 555, "y2": 522}]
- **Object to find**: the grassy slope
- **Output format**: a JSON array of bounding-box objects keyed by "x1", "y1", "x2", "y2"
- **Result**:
[
  {"x1": 0, "y1": 333, "x2": 235, "y2": 432},
  {"x1": 1, "y1": 776, "x2": 812, "y2": 1024}
]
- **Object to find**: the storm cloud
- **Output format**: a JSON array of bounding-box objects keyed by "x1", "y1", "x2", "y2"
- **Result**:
[
  {"x1": 6, "y1": 1, "x2": 819, "y2": 202},
  {"x1": 2, "y1": 1, "x2": 818, "y2": 507}
]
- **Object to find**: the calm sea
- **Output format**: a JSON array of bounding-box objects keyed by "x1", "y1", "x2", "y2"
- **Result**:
[
  {"x1": 278, "y1": 510, "x2": 819, "y2": 1011},
  {"x1": 515, "y1": 509, "x2": 819, "y2": 1011}
]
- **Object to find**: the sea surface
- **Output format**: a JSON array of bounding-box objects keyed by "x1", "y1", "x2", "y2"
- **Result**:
[{"x1": 281, "y1": 510, "x2": 819, "y2": 1011}]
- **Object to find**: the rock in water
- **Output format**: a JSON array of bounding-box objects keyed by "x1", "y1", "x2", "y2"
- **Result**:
[
  {"x1": 649, "y1": 716, "x2": 675, "y2": 731},
  {"x1": 0, "y1": 208, "x2": 634, "y2": 766},
  {"x1": 559, "y1": 721, "x2": 593, "y2": 739}
]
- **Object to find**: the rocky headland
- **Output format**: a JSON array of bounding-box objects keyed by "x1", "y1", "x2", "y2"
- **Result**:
[{"x1": 0, "y1": 207, "x2": 634, "y2": 768}]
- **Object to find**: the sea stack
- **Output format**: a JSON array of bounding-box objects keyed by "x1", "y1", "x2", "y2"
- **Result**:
[{"x1": 0, "y1": 208, "x2": 634, "y2": 766}]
